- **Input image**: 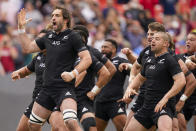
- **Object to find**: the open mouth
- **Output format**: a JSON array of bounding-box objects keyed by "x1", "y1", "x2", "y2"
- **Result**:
[{"x1": 186, "y1": 44, "x2": 190, "y2": 49}]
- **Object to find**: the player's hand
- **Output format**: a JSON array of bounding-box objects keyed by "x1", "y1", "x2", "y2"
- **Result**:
[
  {"x1": 186, "y1": 60, "x2": 196, "y2": 70},
  {"x1": 118, "y1": 63, "x2": 129, "y2": 72},
  {"x1": 87, "y1": 91, "x2": 96, "y2": 101},
  {"x1": 175, "y1": 100, "x2": 185, "y2": 112},
  {"x1": 121, "y1": 48, "x2": 132, "y2": 55},
  {"x1": 11, "y1": 71, "x2": 21, "y2": 81},
  {"x1": 17, "y1": 8, "x2": 32, "y2": 29},
  {"x1": 117, "y1": 97, "x2": 133, "y2": 109},
  {"x1": 123, "y1": 87, "x2": 138, "y2": 100},
  {"x1": 154, "y1": 97, "x2": 168, "y2": 112},
  {"x1": 61, "y1": 71, "x2": 73, "y2": 82}
]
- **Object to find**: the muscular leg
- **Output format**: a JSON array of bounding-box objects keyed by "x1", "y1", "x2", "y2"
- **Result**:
[
  {"x1": 60, "y1": 98, "x2": 82, "y2": 131},
  {"x1": 125, "y1": 116, "x2": 147, "y2": 131},
  {"x1": 157, "y1": 115, "x2": 172, "y2": 131},
  {"x1": 28, "y1": 102, "x2": 52, "y2": 131},
  {"x1": 16, "y1": 114, "x2": 30, "y2": 131},
  {"x1": 80, "y1": 112, "x2": 97, "y2": 131},
  {"x1": 124, "y1": 110, "x2": 135, "y2": 130},
  {"x1": 112, "y1": 114, "x2": 126, "y2": 131},
  {"x1": 177, "y1": 113, "x2": 187, "y2": 131},
  {"x1": 95, "y1": 117, "x2": 108, "y2": 131},
  {"x1": 49, "y1": 111, "x2": 68, "y2": 131},
  {"x1": 172, "y1": 118, "x2": 179, "y2": 131}
]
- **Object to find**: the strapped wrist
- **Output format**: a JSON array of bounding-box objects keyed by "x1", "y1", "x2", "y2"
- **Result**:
[{"x1": 180, "y1": 94, "x2": 188, "y2": 101}]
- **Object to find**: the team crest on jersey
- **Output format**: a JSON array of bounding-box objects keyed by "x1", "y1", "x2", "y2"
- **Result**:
[
  {"x1": 145, "y1": 50, "x2": 149, "y2": 55},
  {"x1": 48, "y1": 34, "x2": 53, "y2": 38},
  {"x1": 37, "y1": 56, "x2": 41, "y2": 60},
  {"x1": 52, "y1": 41, "x2": 61, "y2": 46}
]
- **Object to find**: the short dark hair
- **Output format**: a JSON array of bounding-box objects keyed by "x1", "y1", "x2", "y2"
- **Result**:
[
  {"x1": 73, "y1": 25, "x2": 89, "y2": 45},
  {"x1": 55, "y1": 6, "x2": 71, "y2": 28},
  {"x1": 105, "y1": 39, "x2": 118, "y2": 52},
  {"x1": 148, "y1": 22, "x2": 166, "y2": 32}
]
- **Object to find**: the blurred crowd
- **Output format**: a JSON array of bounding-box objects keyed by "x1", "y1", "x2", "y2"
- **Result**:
[{"x1": 0, "y1": 0, "x2": 196, "y2": 75}]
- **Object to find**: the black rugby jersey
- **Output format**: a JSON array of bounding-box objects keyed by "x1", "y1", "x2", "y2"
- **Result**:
[
  {"x1": 178, "y1": 53, "x2": 196, "y2": 106},
  {"x1": 35, "y1": 29, "x2": 87, "y2": 88},
  {"x1": 87, "y1": 45, "x2": 108, "y2": 65},
  {"x1": 27, "y1": 53, "x2": 45, "y2": 99},
  {"x1": 96, "y1": 56, "x2": 130, "y2": 102},
  {"x1": 75, "y1": 52, "x2": 103, "y2": 101},
  {"x1": 141, "y1": 52, "x2": 182, "y2": 109}
]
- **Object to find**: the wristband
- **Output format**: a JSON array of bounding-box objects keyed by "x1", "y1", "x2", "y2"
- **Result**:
[
  {"x1": 69, "y1": 69, "x2": 79, "y2": 79},
  {"x1": 128, "y1": 64, "x2": 133, "y2": 69},
  {"x1": 180, "y1": 94, "x2": 188, "y2": 101},
  {"x1": 18, "y1": 28, "x2": 25, "y2": 34},
  {"x1": 91, "y1": 85, "x2": 101, "y2": 94}
]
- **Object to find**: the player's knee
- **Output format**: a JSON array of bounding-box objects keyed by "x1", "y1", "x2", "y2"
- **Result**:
[
  {"x1": 63, "y1": 109, "x2": 77, "y2": 128},
  {"x1": 81, "y1": 117, "x2": 96, "y2": 131},
  {"x1": 29, "y1": 112, "x2": 46, "y2": 126}
]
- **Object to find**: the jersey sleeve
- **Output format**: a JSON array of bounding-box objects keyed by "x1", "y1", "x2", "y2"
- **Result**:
[
  {"x1": 35, "y1": 36, "x2": 46, "y2": 50},
  {"x1": 91, "y1": 47, "x2": 108, "y2": 64},
  {"x1": 137, "y1": 47, "x2": 146, "y2": 65},
  {"x1": 27, "y1": 55, "x2": 37, "y2": 72},
  {"x1": 90, "y1": 54, "x2": 104, "y2": 73},
  {"x1": 167, "y1": 55, "x2": 182, "y2": 76},
  {"x1": 121, "y1": 58, "x2": 131, "y2": 76},
  {"x1": 70, "y1": 32, "x2": 87, "y2": 53}
]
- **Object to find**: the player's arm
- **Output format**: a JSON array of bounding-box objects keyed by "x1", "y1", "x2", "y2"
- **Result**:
[
  {"x1": 87, "y1": 65, "x2": 110, "y2": 100},
  {"x1": 121, "y1": 48, "x2": 137, "y2": 64},
  {"x1": 178, "y1": 59, "x2": 196, "y2": 98},
  {"x1": 17, "y1": 9, "x2": 41, "y2": 53},
  {"x1": 104, "y1": 59, "x2": 116, "y2": 80},
  {"x1": 123, "y1": 73, "x2": 146, "y2": 100},
  {"x1": 129, "y1": 61, "x2": 142, "y2": 82},
  {"x1": 75, "y1": 50, "x2": 92, "y2": 74},
  {"x1": 75, "y1": 71, "x2": 87, "y2": 87},
  {"x1": 11, "y1": 66, "x2": 32, "y2": 80}
]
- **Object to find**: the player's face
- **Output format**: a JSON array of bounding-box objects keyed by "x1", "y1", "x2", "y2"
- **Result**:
[
  {"x1": 51, "y1": 9, "x2": 64, "y2": 32},
  {"x1": 186, "y1": 34, "x2": 196, "y2": 53},
  {"x1": 151, "y1": 33, "x2": 165, "y2": 53},
  {"x1": 101, "y1": 41, "x2": 113, "y2": 58},
  {"x1": 147, "y1": 29, "x2": 157, "y2": 45}
]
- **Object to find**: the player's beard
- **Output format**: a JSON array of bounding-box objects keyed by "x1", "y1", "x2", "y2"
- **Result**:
[
  {"x1": 102, "y1": 52, "x2": 112, "y2": 59},
  {"x1": 54, "y1": 22, "x2": 63, "y2": 32}
]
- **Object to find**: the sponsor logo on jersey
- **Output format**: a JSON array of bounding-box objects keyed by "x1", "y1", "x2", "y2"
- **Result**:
[
  {"x1": 113, "y1": 60, "x2": 119, "y2": 65},
  {"x1": 52, "y1": 41, "x2": 61, "y2": 46},
  {"x1": 62, "y1": 35, "x2": 69, "y2": 40},
  {"x1": 118, "y1": 108, "x2": 124, "y2": 113},
  {"x1": 160, "y1": 109, "x2": 166, "y2": 114},
  {"x1": 39, "y1": 63, "x2": 45, "y2": 68},
  {"x1": 158, "y1": 59, "x2": 165, "y2": 64},
  {"x1": 65, "y1": 92, "x2": 72, "y2": 96},
  {"x1": 149, "y1": 65, "x2": 155, "y2": 69}
]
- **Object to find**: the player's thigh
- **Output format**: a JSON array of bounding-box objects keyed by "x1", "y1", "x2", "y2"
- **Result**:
[
  {"x1": 95, "y1": 117, "x2": 108, "y2": 131},
  {"x1": 16, "y1": 114, "x2": 29, "y2": 131},
  {"x1": 172, "y1": 117, "x2": 179, "y2": 131},
  {"x1": 125, "y1": 116, "x2": 147, "y2": 131},
  {"x1": 157, "y1": 115, "x2": 172, "y2": 131},
  {"x1": 177, "y1": 113, "x2": 187, "y2": 131},
  {"x1": 112, "y1": 114, "x2": 126, "y2": 131}
]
